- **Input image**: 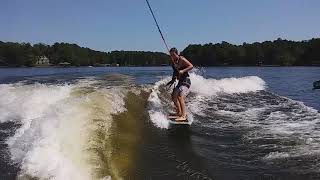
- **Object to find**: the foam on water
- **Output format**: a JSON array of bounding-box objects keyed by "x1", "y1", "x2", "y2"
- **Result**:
[
  {"x1": 0, "y1": 81, "x2": 127, "y2": 180},
  {"x1": 263, "y1": 151, "x2": 290, "y2": 160},
  {"x1": 148, "y1": 71, "x2": 320, "y2": 165},
  {"x1": 189, "y1": 73, "x2": 266, "y2": 96},
  {"x1": 256, "y1": 99, "x2": 320, "y2": 160},
  {"x1": 200, "y1": 90, "x2": 320, "y2": 162},
  {"x1": 148, "y1": 72, "x2": 266, "y2": 128},
  {"x1": 148, "y1": 78, "x2": 171, "y2": 129}
]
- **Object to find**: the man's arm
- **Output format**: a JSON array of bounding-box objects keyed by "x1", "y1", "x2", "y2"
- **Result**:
[{"x1": 179, "y1": 56, "x2": 193, "y2": 74}]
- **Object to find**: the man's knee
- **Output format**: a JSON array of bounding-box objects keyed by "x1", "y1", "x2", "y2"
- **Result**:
[
  {"x1": 172, "y1": 94, "x2": 177, "y2": 101},
  {"x1": 177, "y1": 94, "x2": 184, "y2": 101},
  {"x1": 171, "y1": 91, "x2": 178, "y2": 100}
]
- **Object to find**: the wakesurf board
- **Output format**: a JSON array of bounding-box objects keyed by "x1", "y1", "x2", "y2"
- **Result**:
[{"x1": 167, "y1": 116, "x2": 190, "y2": 125}]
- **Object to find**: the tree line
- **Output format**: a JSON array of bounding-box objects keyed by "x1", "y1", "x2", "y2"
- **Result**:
[
  {"x1": 0, "y1": 42, "x2": 169, "y2": 67},
  {"x1": 0, "y1": 38, "x2": 319, "y2": 67},
  {"x1": 182, "y1": 38, "x2": 320, "y2": 66}
]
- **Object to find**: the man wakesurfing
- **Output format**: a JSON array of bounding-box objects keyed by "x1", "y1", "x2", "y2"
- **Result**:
[{"x1": 166, "y1": 48, "x2": 194, "y2": 121}]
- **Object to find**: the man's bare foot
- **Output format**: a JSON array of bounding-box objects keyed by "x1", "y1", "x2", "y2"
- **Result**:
[
  {"x1": 168, "y1": 115, "x2": 179, "y2": 119},
  {"x1": 168, "y1": 112, "x2": 181, "y2": 119},
  {"x1": 175, "y1": 115, "x2": 187, "y2": 121}
]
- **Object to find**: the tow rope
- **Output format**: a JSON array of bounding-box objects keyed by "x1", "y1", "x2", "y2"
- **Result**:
[{"x1": 145, "y1": 0, "x2": 170, "y2": 52}]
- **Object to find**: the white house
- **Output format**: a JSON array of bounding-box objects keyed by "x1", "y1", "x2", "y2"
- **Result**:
[{"x1": 36, "y1": 56, "x2": 50, "y2": 65}]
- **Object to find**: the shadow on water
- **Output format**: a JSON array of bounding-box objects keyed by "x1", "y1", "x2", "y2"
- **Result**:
[
  {"x1": 134, "y1": 121, "x2": 214, "y2": 180},
  {"x1": 167, "y1": 126, "x2": 214, "y2": 180}
]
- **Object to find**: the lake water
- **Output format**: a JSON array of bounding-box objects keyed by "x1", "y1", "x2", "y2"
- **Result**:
[{"x1": 0, "y1": 67, "x2": 319, "y2": 180}]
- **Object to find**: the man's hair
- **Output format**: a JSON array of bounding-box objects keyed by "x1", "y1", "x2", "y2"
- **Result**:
[{"x1": 169, "y1": 47, "x2": 178, "y2": 54}]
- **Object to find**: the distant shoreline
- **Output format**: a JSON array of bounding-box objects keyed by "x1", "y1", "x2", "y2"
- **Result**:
[
  {"x1": 1, "y1": 65, "x2": 319, "y2": 68},
  {"x1": 1, "y1": 38, "x2": 320, "y2": 67}
]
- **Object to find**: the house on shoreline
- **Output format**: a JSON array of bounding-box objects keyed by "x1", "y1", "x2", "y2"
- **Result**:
[{"x1": 36, "y1": 56, "x2": 51, "y2": 67}]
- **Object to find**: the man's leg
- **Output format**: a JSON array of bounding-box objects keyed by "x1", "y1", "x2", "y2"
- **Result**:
[
  {"x1": 176, "y1": 95, "x2": 187, "y2": 121},
  {"x1": 171, "y1": 91, "x2": 182, "y2": 116}
]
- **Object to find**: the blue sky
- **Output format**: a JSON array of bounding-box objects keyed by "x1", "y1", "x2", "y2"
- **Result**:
[{"x1": 1, "y1": 0, "x2": 319, "y2": 52}]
